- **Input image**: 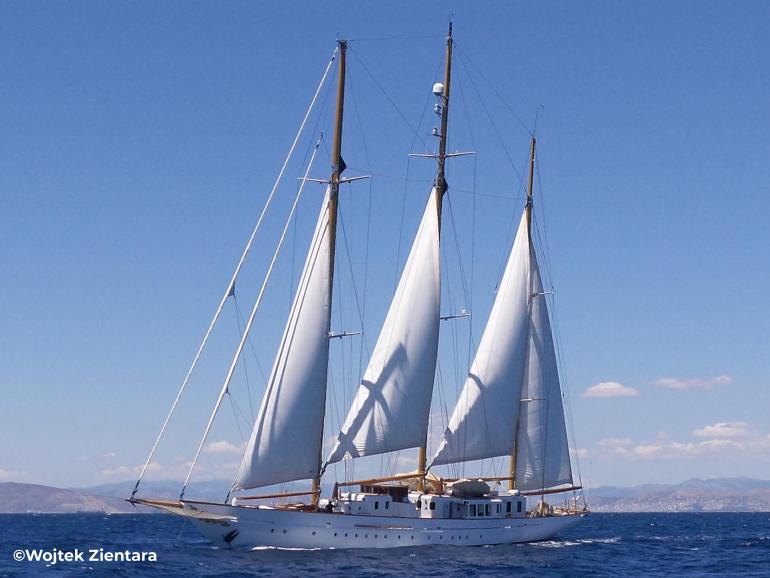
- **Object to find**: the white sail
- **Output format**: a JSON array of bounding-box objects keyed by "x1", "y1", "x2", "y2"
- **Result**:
[
  {"x1": 234, "y1": 189, "x2": 333, "y2": 490},
  {"x1": 514, "y1": 251, "x2": 573, "y2": 492},
  {"x1": 326, "y1": 189, "x2": 441, "y2": 464},
  {"x1": 431, "y1": 211, "x2": 531, "y2": 467}
]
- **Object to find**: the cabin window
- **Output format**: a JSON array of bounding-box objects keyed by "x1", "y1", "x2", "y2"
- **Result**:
[
  {"x1": 485, "y1": 504, "x2": 490, "y2": 516},
  {"x1": 477, "y1": 505, "x2": 484, "y2": 517},
  {"x1": 496, "y1": 504, "x2": 500, "y2": 513},
  {"x1": 385, "y1": 501, "x2": 389, "y2": 509},
  {"x1": 429, "y1": 502, "x2": 436, "y2": 510},
  {"x1": 517, "y1": 501, "x2": 523, "y2": 513},
  {"x1": 470, "y1": 504, "x2": 477, "y2": 516},
  {"x1": 506, "y1": 501, "x2": 512, "y2": 513},
  {"x1": 374, "y1": 501, "x2": 379, "y2": 510}
]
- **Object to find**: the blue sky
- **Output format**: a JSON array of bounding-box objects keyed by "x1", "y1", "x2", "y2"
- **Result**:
[{"x1": 1, "y1": 1, "x2": 768, "y2": 490}]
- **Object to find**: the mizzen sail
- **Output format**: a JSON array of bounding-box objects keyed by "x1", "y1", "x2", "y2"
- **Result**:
[
  {"x1": 431, "y1": 210, "x2": 532, "y2": 467},
  {"x1": 514, "y1": 250, "x2": 573, "y2": 492}
]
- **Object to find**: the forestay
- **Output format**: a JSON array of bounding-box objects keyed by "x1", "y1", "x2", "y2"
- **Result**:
[
  {"x1": 234, "y1": 189, "x2": 333, "y2": 490},
  {"x1": 326, "y1": 189, "x2": 441, "y2": 464}
]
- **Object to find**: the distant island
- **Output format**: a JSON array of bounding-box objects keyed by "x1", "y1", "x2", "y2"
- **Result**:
[{"x1": 1, "y1": 478, "x2": 769, "y2": 514}]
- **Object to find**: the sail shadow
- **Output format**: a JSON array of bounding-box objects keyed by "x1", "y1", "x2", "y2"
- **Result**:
[{"x1": 330, "y1": 342, "x2": 412, "y2": 461}]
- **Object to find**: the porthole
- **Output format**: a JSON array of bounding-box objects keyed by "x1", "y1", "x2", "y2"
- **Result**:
[
  {"x1": 270, "y1": 529, "x2": 275, "y2": 533},
  {"x1": 334, "y1": 533, "x2": 338, "y2": 537},
  {"x1": 282, "y1": 530, "x2": 287, "y2": 534},
  {"x1": 312, "y1": 531, "x2": 316, "y2": 535}
]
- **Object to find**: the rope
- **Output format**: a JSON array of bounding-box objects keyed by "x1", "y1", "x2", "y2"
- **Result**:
[{"x1": 131, "y1": 46, "x2": 338, "y2": 500}]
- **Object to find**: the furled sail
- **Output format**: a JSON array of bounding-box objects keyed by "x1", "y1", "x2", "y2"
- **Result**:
[
  {"x1": 514, "y1": 250, "x2": 573, "y2": 492},
  {"x1": 326, "y1": 189, "x2": 441, "y2": 464},
  {"x1": 431, "y1": 211, "x2": 531, "y2": 467},
  {"x1": 234, "y1": 189, "x2": 333, "y2": 490}
]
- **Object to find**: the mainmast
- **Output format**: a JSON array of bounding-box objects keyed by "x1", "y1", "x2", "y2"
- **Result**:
[
  {"x1": 309, "y1": 40, "x2": 347, "y2": 507},
  {"x1": 509, "y1": 136, "x2": 536, "y2": 490},
  {"x1": 417, "y1": 22, "x2": 453, "y2": 490}
]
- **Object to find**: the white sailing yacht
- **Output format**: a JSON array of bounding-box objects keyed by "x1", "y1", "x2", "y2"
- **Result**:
[{"x1": 130, "y1": 24, "x2": 588, "y2": 549}]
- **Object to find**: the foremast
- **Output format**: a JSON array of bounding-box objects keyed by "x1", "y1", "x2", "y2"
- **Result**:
[
  {"x1": 228, "y1": 40, "x2": 348, "y2": 504},
  {"x1": 309, "y1": 39, "x2": 347, "y2": 507}
]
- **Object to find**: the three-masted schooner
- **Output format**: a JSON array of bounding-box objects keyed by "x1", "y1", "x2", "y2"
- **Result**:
[{"x1": 130, "y1": 24, "x2": 587, "y2": 549}]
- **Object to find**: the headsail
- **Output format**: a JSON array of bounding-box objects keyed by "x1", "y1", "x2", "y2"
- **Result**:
[
  {"x1": 326, "y1": 188, "x2": 441, "y2": 465},
  {"x1": 234, "y1": 189, "x2": 334, "y2": 491},
  {"x1": 431, "y1": 211, "x2": 532, "y2": 467},
  {"x1": 514, "y1": 251, "x2": 573, "y2": 492}
]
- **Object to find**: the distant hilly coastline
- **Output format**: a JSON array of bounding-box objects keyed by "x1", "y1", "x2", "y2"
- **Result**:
[
  {"x1": 586, "y1": 477, "x2": 770, "y2": 513},
  {"x1": 1, "y1": 478, "x2": 769, "y2": 514}
]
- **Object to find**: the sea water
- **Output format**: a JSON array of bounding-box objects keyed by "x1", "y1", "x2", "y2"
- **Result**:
[{"x1": 1, "y1": 513, "x2": 768, "y2": 577}]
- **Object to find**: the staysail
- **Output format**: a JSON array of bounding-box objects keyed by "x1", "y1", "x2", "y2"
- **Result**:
[
  {"x1": 431, "y1": 210, "x2": 531, "y2": 467},
  {"x1": 326, "y1": 188, "x2": 441, "y2": 464},
  {"x1": 514, "y1": 250, "x2": 573, "y2": 491},
  {"x1": 234, "y1": 189, "x2": 334, "y2": 490}
]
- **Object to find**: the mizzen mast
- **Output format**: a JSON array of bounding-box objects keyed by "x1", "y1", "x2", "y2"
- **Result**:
[{"x1": 509, "y1": 135, "x2": 536, "y2": 490}]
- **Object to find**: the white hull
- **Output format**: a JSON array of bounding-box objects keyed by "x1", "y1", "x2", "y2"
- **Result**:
[{"x1": 171, "y1": 501, "x2": 586, "y2": 550}]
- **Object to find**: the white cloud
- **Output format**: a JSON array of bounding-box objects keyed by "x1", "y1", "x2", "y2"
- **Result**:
[
  {"x1": 693, "y1": 421, "x2": 750, "y2": 439},
  {"x1": 0, "y1": 468, "x2": 25, "y2": 480},
  {"x1": 597, "y1": 424, "x2": 770, "y2": 461},
  {"x1": 655, "y1": 375, "x2": 733, "y2": 390},
  {"x1": 598, "y1": 437, "x2": 633, "y2": 450},
  {"x1": 204, "y1": 440, "x2": 243, "y2": 455},
  {"x1": 582, "y1": 381, "x2": 639, "y2": 398},
  {"x1": 571, "y1": 448, "x2": 589, "y2": 459}
]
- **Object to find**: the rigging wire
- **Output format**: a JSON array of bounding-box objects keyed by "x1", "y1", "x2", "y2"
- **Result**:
[
  {"x1": 348, "y1": 46, "x2": 428, "y2": 150},
  {"x1": 532, "y1": 152, "x2": 587, "y2": 505},
  {"x1": 454, "y1": 48, "x2": 527, "y2": 195},
  {"x1": 453, "y1": 42, "x2": 534, "y2": 138},
  {"x1": 131, "y1": 46, "x2": 339, "y2": 500},
  {"x1": 347, "y1": 66, "x2": 375, "y2": 415},
  {"x1": 348, "y1": 33, "x2": 445, "y2": 43},
  {"x1": 183, "y1": 136, "x2": 324, "y2": 500},
  {"x1": 232, "y1": 295, "x2": 258, "y2": 420}
]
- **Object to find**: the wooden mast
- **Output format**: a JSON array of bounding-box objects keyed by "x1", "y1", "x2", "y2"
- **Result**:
[
  {"x1": 311, "y1": 40, "x2": 347, "y2": 508},
  {"x1": 509, "y1": 136, "x2": 536, "y2": 491},
  {"x1": 417, "y1": 22, "x2": 453, "y2": 492}
]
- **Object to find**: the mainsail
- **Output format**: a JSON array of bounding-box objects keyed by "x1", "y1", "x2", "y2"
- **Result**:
[
  {"x1": 431, "y1": 211, "x2": 531, "y2": 467},
  {"x1": 514, "y1": 250, "x2": 573, "y2": 491},
  {"x1": 326, "y1": 188, "x2": 441, "y2": 464},
  {"x1": 234, "y1": 189, "x2": 334, "y2": 491}
]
